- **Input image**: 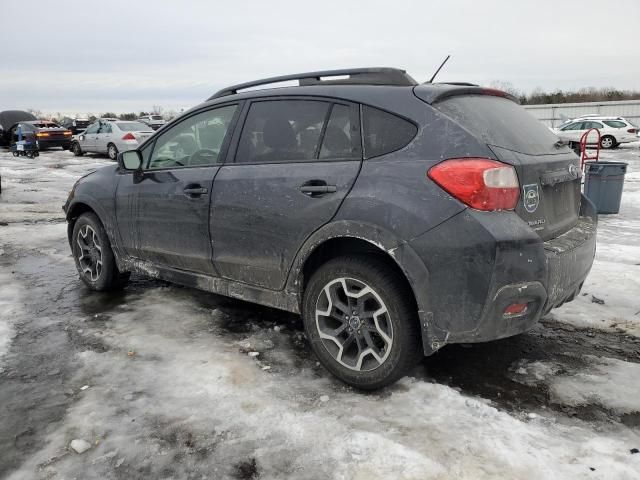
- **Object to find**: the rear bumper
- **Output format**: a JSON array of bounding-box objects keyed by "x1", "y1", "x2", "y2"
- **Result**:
[
  {"x1": 38, "y1": 139, "x2": 71, "y2": 149},
  {"x1": 409, "y1": 194, "x2": 597, "y2": 352}
]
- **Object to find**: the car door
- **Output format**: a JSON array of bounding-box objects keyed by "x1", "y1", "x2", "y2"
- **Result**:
[
  {"x1": 80, "y1": 122, "x2": 100, "y2": 151},
  {"x1": 210, "y1": 98, "x2": 362, "y2": 290},
  {"x1": 562, "y1": 121, "x2": 589, "y2": 142},
  {"x1": 114, "y1": 104, "x2": 240, "y2": 275},
  {"x1": 95, "y1": 122, "x2": 112, "y2": 153}
]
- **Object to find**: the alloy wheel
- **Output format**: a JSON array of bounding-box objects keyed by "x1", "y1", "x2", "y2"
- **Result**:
[
  {"x1": 315, "y1": 277, "x2": 393, "y2": 371},
  {"x1": 601, "y1": 137, "x2": 614, "y2": 148},
  {"x1": 76, "y1": 225, "x2": 103, "y2": 282},
  {"x1": 108, "y1": 145, "x2": 117, "y2": 160}
]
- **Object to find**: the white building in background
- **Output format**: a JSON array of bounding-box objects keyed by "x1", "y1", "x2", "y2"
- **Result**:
[{"x1": 523, "y1": 99, "x2": 640, "y2": 127}]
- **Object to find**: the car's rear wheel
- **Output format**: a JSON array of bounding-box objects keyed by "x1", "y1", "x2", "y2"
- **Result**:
[
  {"x1": 72, "y1": 212, "x2": 129, "y2": 291},
  {"x1": 600, "y1": 135, "x2": 616, "y2": 149},
  {"x1": 302, "y1": 256, "x2": 422, "y2": 390},
  {"x1": 107, "y1": 143, "x2": 118, "y2": 161},
  {"x1": 71, "y1": 142, "x2": 83, "y2": 156}
]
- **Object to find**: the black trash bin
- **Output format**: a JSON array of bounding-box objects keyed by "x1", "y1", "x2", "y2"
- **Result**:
[{"x1": 584, "y1": 161, "x2": 628, "y2": 214}]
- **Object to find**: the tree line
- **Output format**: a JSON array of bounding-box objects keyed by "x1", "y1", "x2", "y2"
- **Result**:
[{"x1": 490, "y1": 82, "x2": 640, "y2": 105}]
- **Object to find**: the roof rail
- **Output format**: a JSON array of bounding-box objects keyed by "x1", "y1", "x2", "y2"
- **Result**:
[{"x1": 208, "y1": 68, "x2": 417, "y2": 100}]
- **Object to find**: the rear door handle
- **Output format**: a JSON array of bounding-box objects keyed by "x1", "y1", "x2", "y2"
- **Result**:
[
  {"x1": 183, "y1": 186, "x2": 208, "y2": 197},
  {"x1": 299, "y1": 181, "x2": 337, "y2": 196}
]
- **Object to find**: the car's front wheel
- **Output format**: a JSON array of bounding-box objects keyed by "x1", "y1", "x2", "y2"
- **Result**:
[
  {"x1": 107, "y1": 143, "x2": 118, "y2": 161},
  {"x1": 72, "y1": 212, "x2": 129, "y2": 291},
  {"x1": 600, "y1": 135, "x2": 616, "y2": 149},
  {"x1": 71, "y1": 142, "x2": 83, "y2": 156},
  {"x1": 302, "y1": 256, "x2": 422, "y2": 390}
]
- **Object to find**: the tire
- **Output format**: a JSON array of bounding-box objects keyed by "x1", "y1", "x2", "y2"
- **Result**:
[
  {"x1": 72, "y1": 212, "x2": 129, "y2": 291},
  {"x1": 71, "y1": 142, "x2": 84, "y2": 156},
  {"x1": 302, "y1": 255, "x2": 422, "y2": 390},
  {"x1": 107, "y1": 143, "x2": 118, "y2": 161},
  {"x1": 600, "y1": 135, "x2": 615, "y2": 149}
]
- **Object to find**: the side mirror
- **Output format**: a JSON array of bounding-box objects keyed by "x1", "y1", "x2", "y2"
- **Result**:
[{"x1": 118, "y1": 150, "x2": 143, "y2": 171}]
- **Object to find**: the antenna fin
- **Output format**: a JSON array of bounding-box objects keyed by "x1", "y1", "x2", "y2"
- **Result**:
[{"x1": 428, "y1": 55, "x2": 451, "y2": 83}]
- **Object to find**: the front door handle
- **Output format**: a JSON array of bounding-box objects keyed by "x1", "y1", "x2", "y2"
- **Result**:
[{"x1": 183, "y1": 186, "x2": 208, "y2": 197}]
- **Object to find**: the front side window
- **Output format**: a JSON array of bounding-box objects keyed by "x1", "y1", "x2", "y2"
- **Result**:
[
  {"x1": 362, "y1": 105, "x2": 417, "y2": 158},
  {"x1": 561, "y1": 122, "x2": 584, "y2": 131},
  {"x1": 148, "y1": 105, "x2": 237, "y2": 169},
  {"x1": 85, "y1": 123, "x2": 100, "y2": 134},
  {"x1": 236, "y1": 100, "x2": 331, "y2": 163}
]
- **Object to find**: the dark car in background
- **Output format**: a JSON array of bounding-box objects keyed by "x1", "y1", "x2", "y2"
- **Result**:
[
  {"x1": 59, "y1": 117, "x2": 91, "y2": 135},
  {"x1": 63, "y1": 68, "x2": 597, "y2": 390},
  {"x1": 0, "y1": 110, "x2": 37, "y2": 146},
  {"x1": 10, "y1": 120, "x2": 72, "y2": 150}
]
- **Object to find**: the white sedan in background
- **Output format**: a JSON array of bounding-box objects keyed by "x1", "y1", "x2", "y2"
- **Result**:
[
  {"x1": 554, "y1": 116, "x2": 638, "y2": 149},
  {"x1": 71, "y1": 120, "x2": 154, "y2": 160}
]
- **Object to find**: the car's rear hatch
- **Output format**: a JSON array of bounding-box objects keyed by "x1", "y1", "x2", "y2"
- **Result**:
[{"x1": 418, "y1": 89, "x2": 581, "y2": 241}]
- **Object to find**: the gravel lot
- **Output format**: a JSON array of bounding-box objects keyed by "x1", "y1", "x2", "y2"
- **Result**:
[{"x1": 1, "y1": 146, "x2": 639, "y2": 479}]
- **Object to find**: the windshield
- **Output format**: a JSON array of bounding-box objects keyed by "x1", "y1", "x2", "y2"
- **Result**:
[{"x1": 117, "y1": 122, "x2": 152, "y2": 132}]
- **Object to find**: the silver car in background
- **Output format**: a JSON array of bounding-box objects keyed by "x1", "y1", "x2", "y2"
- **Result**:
[
  {"x1": 138, "y1": 114, "x2": 166, "y2": 130},
  {"x1": 71, "y1": 120, "x2": 154, "y2": 160}
]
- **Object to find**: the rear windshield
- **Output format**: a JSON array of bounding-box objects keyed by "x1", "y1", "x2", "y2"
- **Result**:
[
  {"x1": 434, "y1": 95, "x2": 560, "y2": 155},
  {"x1": 33, "y1": 122, "x2": 59, "y2": 128},
  {"x1": 117, "y1": 122, "x2": 151, "y2": 131},
  {"x1": 152, "y1": 115, "x2": 163, "y2": 120}
]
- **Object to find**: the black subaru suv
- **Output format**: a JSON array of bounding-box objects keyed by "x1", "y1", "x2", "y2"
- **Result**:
[{"x1": 64, "y1": 68, "x2": 597, "y2": 389}]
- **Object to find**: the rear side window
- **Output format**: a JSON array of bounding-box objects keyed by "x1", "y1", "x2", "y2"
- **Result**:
[
  {"x1": 236, "y1": 100, "x2": 330, "y2": 163},
  {"x1": 362, "y1": 106, "x2": 417, "y2": 158},
  {"x1": 584, "y1": 121, "x2": 604, "y2": 129},
  {"x1": 603, "y1": 120, "x2": 626, "y2": 128},
  {"x1": 435, "y1": 95, "x2": 560, "y2": 155},
  {"x1": 319, "y1": 104, "x2": 360, "y2": 159}
]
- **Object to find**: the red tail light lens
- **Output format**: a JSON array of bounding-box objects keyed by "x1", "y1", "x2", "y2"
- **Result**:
[
  {"x1": 627, "y1": 128, "x2": 637, "y2": 133},
  {"x1": 428, "y1": 158, "x2": 520, "y2": 211},
  {"x1": 122, "y1": 132, "x2": 136, "y2": 140}
]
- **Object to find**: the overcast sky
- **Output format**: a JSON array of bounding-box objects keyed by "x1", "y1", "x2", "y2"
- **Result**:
[{"x1": 1, "y1": 0, "x2": 638, "y2": 116}]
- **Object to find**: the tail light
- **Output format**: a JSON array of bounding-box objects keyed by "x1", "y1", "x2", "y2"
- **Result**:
[
  {"x1": 627, "y1": 128, "x2": 637, "y2": 134},
  {"x1": 63, "y1": 131, "x2": 72, "y2": 136},
  {"x1": 36, "y1": 132, "x2": 50, "y2": 138},
  {"x1": 428, "y1": 158, "x2": 520, "y2": 211},
  {"x1": 122, "y1": 132, "x2": 136, "y2": 140}
]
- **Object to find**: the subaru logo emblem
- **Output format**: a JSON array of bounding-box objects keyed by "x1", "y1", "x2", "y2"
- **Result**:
[
  {"x1": 523, "y1": 184, "x2": 540, "y2": 213},
  {"x1": 568, "y1": 164, "x2": 579, "y2": 177}
]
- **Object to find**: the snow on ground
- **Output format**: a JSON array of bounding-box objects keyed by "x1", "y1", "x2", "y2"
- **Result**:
[
  {"x1": 1, "y1": 147, "x2": 640, "y2": 479},
  {"x1": 554, "y1": 143, "x2": 640, "y2": 336},
  {"x1": 513, "y1": 355, "x2": 640, "y2": 415}
]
